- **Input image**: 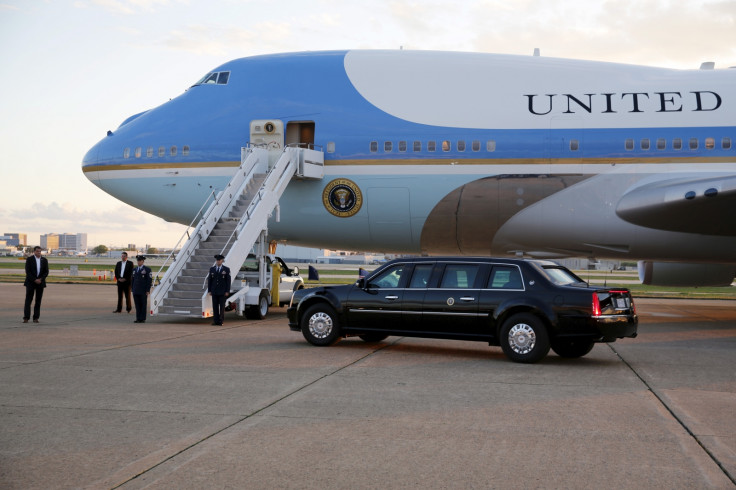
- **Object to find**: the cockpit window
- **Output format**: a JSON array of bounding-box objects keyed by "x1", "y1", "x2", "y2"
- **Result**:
[{"x1": 192, "y1": 71, "x2": 230, "y2": 87}]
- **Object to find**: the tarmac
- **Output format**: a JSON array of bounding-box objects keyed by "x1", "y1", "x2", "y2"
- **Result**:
[{"x1": 0, "y1": 283, "x2": 734, "y2": 489}]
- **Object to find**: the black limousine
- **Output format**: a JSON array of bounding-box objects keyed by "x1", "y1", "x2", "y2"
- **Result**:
[{"x1": 287, "y1": 258, "x2": 638, "y2": 363}]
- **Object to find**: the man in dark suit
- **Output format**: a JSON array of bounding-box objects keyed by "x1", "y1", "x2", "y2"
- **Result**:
[
  {"x1": 23, "y1": 246, "x2": 49, "y2": 323},
  {"x1": 207, "y1": 254, "x2": 231, "y2": 326},
  {"x1": 131, "y1": 255, "x2": 152, "y2": 323},
  {"x1": 113, "y1": 251, "x2": 133, "y2": 313}
]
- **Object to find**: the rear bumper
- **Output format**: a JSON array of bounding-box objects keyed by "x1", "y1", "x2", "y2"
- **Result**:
[{"x1": 590, "y1": 314, "x2": 638, "y2": 340}]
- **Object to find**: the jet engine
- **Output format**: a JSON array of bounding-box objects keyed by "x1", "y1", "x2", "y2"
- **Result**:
[{"x1": 638, "y1": 261, "x2": 736, "y2": 287}]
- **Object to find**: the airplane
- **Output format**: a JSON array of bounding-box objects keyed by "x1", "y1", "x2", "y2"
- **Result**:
[{"x1": 82, "y1": 50, "x2": 736, "y2": 287}]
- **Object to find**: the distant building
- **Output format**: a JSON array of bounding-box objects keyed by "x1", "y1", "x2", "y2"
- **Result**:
[
  {"x1": 2, "y1": 233, "x2": 27, "y2": 246},
  {"x1": 40, "y1": 233, "x2": 60, "y2": 251},
  {"x1": 41, "y1": 233, "x2": 88, "y2": 253},
  {"x1": 127, "y1": 243, "x2": 137, "y2": 251}
]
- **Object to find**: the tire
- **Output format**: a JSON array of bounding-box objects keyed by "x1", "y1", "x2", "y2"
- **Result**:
[
  {"x1": 551, "y1": 339, "x2": 595, "y2": 358},
  {"x1": 499, "y1": 313, "x2": 550, "y2": 363},
  {"x1": 246, "y1": 290, "x2": 269, "y2": 320},
  {"x1": 359, "y1": 333, "x2": 389, "y2": 343},
  {"x1": 301, "y1": 303, "x2": 340, "y2": 346}
]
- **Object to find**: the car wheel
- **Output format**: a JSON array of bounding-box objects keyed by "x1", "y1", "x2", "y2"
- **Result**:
[
  {"x1": 499, "y1": 313, "x2": 550, "y2": 363},
  {"x1": 246, "y1": 290, "x2": 269, "y2": 320},
  {"x1": 358, "y1": 333, "x2": 389, "y2": 343},
  {"x1": 301, "y1": 303, "x2": 340, "y2": 346},
  {"x1": 551, "y1": 339, "x2": 595, "y2": 358}
]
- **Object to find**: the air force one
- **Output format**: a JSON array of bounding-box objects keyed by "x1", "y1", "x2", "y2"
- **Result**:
[{"x1": 82, "y1": 50, "x2": 736, "y2": 287}]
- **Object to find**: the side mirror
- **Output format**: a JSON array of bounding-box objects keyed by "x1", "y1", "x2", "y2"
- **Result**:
[
  {"x1": 292, "y1": 266, "x2": 299, "y2": 276},
  {"x1": 356, "y1": 277, "x2": 366, "y2": 289}
]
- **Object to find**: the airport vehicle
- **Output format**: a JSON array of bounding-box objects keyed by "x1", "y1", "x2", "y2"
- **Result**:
[
  {"x1": 239, "y1": 254, "x2": 304, "y2": 308},
  {"x1": 287, "y1": 257, "x2": 638, "y2": 363},
  {"x1": 82, "y1": 50, "x2": 736, "y2": 288}
]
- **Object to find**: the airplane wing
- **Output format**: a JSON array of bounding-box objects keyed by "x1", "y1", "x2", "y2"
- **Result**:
[{"x1": 616, "y1": 175, "x2": 736, "y2": 236}]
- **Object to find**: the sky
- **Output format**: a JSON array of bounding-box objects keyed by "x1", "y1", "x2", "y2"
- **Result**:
[{"x1": 0, "y1": 0, "x2": 734, "y2": 249}]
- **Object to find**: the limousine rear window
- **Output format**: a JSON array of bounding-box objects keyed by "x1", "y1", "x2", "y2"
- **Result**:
[{"x1": 541, "y1": 266, "x2": 587, "y2": 287}]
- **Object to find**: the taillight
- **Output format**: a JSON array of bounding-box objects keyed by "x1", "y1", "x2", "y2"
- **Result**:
[
  {"x1": 630, "y1": 297, "x2": 637, "y2": 315},
  {"x1": 592, "y1": 293, "x2": 602, "y2": 316}
]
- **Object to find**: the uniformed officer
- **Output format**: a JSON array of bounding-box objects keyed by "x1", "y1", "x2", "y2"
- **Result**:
[
  {"x1": 207, "y1": 254, "x2": 231, "y2": 326},
  {"x1": 131, "y1": 255, "x2": 152, "y2": 323}
]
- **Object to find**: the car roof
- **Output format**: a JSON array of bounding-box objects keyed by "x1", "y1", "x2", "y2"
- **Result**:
[{"x1": 381, "y1": 257, "x2": 560, "y2": 266}]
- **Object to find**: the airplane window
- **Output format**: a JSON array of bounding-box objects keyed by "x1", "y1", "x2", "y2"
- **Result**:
[
  {"x1": 472, "y1": 140, "x2": 480, "y2": 151},
  {"x1": 146, "y1": 147, "x2": 153, "y2": 158},
  {"x1": 398, "y1": 141, "x2": 407, "y2": 152},
  {"x1": 217, "y1": 72, "x2": 230, "y2": 85},
  {"x1": 327, "y1": 142, "x2": 335, "y2": 153},
  {"x1": 170, "y1": 145, "x2": 178, "y2": 156},
  {"x1": 413, "y1": 141, "x2": 421, "y2": 152},
  {"x1": 135, "y1": 147, "x2": 142, "y2": 158},
  {"x1": 123, "y1": 148, "x2": 130, "y2": 159},
  {"x1": 442, "y1": 140, "x2": 451, "y2": 152},
  {"x1": 640, "y1": 138, "x2": 650, "y2": 150},
  {"x1": 689, "y1": 138, "x2": 698, "y2": 150},
  {"x1": 625, "y1": 139, "x2": 634, "y2": 151},
  {"x1": 673, "y1": 138, "x2": 682, "y2": 150},
  {"x1": 384, "y1": 141, "x2": 392, "y2": 152},
  {"x1": 428, "y1": 141, "x2": 436, "y2": 152},
  {"x1": 370, "y1": 141, "x2": 378, "y2": 152},
  {"x1": 182, "y1": 145, "x2": 190, "y2": 156},
  {"x1": 570, "y1": 139, "x2": 579, "y2": 151},
  {"x1": 723, "y1": 137, "x2": 732, "y2": 150},
  {"x1": 204, "y1": 73, "x2": 218, "y2": 84},
  {"x1": 457, "y1": 141, "x2": 466, "y2": 152},
  {"x1": 158, "y1": 146, "x2": 165, "y2": 157},
  {"x1": 487, "y1": 140, "x2": 496, "y2": 152},
  {"x1": 705, "y1": 137, "x2": 715, "y2": 150},
  {"x1": 656, "y1": 138, "x2": 666, "y2": 150}
]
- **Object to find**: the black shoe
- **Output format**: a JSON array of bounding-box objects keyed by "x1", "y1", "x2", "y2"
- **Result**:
[
  {"x1": 22, "y1": 318, "x2": 29, "y2": 323},
  {"x1": 33, "y1": 319, "x2": 39, "y2": 323},
  {"x1": 134, "y1": 320, "x2": 141, "y2": 323},
  {"x1": 127, "y1": 310, "x2": 132, "y2": 314}
]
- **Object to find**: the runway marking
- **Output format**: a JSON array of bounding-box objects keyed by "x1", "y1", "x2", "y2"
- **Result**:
[{"x1": 607, "y1": 343, "x2": 736, "y2": 485}]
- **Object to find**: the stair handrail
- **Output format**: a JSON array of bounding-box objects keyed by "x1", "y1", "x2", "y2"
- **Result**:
[
  {"x1": 151, "y1": 145, "x2": 267, "y2": 312},
  {"x1": 153, "y1": 187, "x2": 217, "y2": 284},
  {"x1": 217, "y1": 147, "x2": 298, "y2": 258}
]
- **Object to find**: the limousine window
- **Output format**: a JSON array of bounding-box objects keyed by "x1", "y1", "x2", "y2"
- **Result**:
[
  {"x1": 540, "y1": 265, "x2": 586, "y2": 286},
  {"x1": 488, "y1": 266, "x2": 523, "y2": 289},
  {"x1": 440, "y1": 264, "x2": 480, "y2": 289},
  {"x1": 409, "y1": 264, "x2": 433, "y2": 288},
  {"x1": 368, "y1": 264, "x2": 404, "y2": 288}
]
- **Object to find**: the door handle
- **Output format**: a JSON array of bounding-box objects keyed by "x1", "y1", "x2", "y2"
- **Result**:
[
  {"x1": 460, "y1": 297, "x2": 475, "y2": 301},
  {"x1": 385, "y1": 295, "x2": 399, "y2": 300}
]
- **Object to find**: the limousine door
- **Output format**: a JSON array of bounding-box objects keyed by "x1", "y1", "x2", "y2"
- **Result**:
[
  {"x1": 419, "y1": 263, "x2": 488, "y2": 337},
  {"x1": 346, "y1": 263, "x2": 407, "y2": 331},
  {"x1": 478, "y1": 264, "x2": 526, "y2": 341}
]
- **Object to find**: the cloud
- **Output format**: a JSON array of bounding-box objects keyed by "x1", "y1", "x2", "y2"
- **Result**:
[
  {"x1": 1, "y1": 202, "x2": 185, "y2": 246},
  {"x1": 470, "y1": 0, "x2": 736, "y2": 68},
  {"x1": 91, "y1": 0, "x2": 185, "y2": 15},
  {"x1": 157, "y1": 21, "x2": 294, "y2": 56}
]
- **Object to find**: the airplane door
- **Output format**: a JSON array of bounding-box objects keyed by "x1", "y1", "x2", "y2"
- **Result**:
[{"x1": 250, "y1": 119, "x2": 284, "y2": 167}]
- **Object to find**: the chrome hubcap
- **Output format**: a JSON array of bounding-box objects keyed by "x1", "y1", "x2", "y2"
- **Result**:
[
  {"x1": 308, "y1": 312, "x2": 333, "y2": 339},
  {"x1": 508, "y1": 323, "x2": 536, "y2": 354}
]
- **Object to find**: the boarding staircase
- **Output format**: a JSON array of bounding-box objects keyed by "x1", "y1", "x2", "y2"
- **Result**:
[{"x1": 150, "y1": 144, "x2": 324, "y2": 318}]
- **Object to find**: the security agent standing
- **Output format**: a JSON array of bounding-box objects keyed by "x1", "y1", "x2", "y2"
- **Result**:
[
  {"x1": 113, "y1": 251, "x2": 133, "y2": 313},
  {"x1": 207, "y1": 254, "x2": 231, "y2": 326},
  {"x1": 131, "y1": 255, "x2": 152, "y2": 323},
  {"x1": 23, "y1": 246, "x2": 49, "y2": 323}
]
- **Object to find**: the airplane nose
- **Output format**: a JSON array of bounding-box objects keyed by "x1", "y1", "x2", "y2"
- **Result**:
[{"x1": 81, "y1": 143, "x2": 101, "y2": 185}]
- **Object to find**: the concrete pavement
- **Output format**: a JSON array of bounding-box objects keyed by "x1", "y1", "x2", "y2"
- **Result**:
[{"x1": 0, "y1": 284, "x2": 734, "y2": 488}]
